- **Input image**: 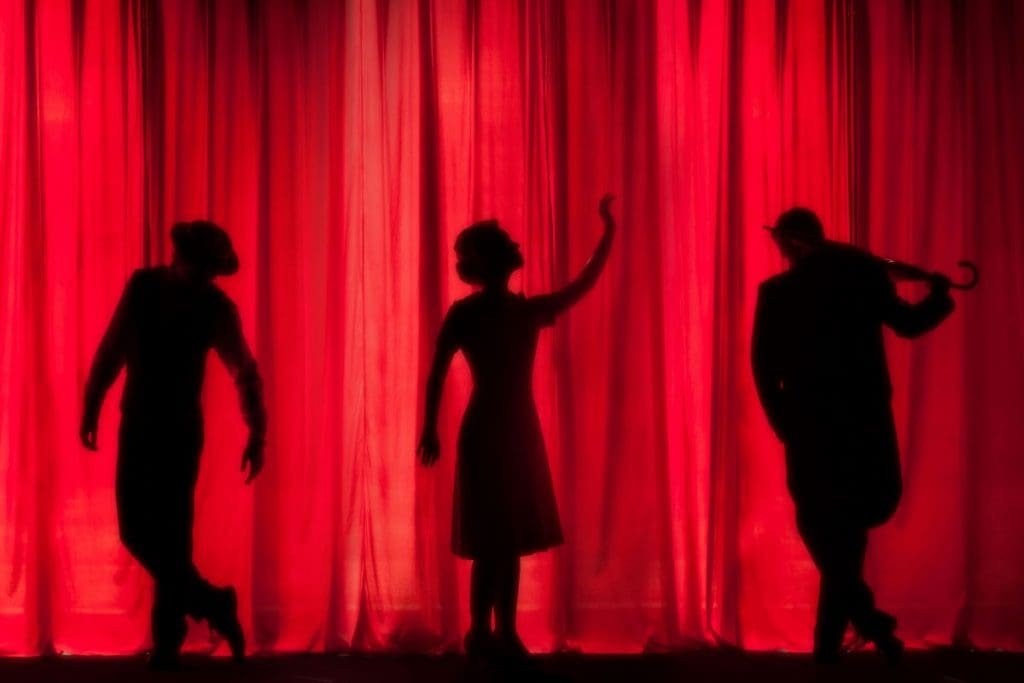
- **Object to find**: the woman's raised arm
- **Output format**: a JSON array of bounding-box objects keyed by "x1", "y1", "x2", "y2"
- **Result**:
[{"x1": 532, "y1": 194, "x2": 616, "y2": 318}]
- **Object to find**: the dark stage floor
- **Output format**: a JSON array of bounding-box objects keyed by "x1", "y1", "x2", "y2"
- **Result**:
[{"x1": 0, "y1": 650, "x2": 1020, "y2": 683}]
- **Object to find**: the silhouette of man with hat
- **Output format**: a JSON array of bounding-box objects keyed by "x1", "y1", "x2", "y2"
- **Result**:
[
  {"x1": 81, "y1": 221, "x2": 265, "y2": 669},
  {"x1": 752, "y1": 208, "x2": 955, "y2": 664}
]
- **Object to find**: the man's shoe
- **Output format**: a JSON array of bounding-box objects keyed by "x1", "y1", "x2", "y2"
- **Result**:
[
  {"x1": 874, "y1": 634, "x2": 904, "y2": 667},
  {"x1": 208, "y1": 587, "x2": 246, "y2": 662},
  {"x1": 876, "y1": 612, "x2": 897, "y2": 635}
]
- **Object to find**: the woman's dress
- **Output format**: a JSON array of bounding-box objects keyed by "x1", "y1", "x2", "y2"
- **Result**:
[{"x1": 442, "y1": 291, "x2": 563, "y2": 559}]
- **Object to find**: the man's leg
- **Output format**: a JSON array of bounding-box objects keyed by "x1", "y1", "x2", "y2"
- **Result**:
[
  {"x1": 797, "y1": 508, "x2": 852, "y2": 659},
  {"x1": 843, "y1": 526, "x2": 903, "y2": 662},
  {"x1": 184, "y1": 567, "x2": 246, "y2": 661},
  {"x1": 157, "y1": 472, "x2": 246, "y2": 663},
  {"x1": 814, "y1": 575, "x2": 848, "y2": 658},
  {"x1": 116, "y1": 461, "x2": 187, "y2": 666},
  {"x1": 149, "y1": 567, "x2": 189, "y2": 668},
  {"x1": 803, "y1": 513, "x2": 902, "y2": 664},
  {"x1": 843, "y1": 528, "x2": 879, "y2": 631},
  {"x1": 143, "y1": 483, "x2": 198, "y2": 669}
]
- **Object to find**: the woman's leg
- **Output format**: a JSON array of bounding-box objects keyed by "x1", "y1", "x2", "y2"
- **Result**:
[
  {"x1": 470, "y1": 558, "x2": 497, "y2": 636},
  {"x1": 493, "y1": 555, "x2": 521, "y2": 641}
]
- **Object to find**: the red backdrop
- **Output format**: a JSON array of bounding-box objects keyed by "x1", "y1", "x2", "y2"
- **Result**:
[{"x1": 1, "y1": 0, "x2": 1023, "y2": 656}]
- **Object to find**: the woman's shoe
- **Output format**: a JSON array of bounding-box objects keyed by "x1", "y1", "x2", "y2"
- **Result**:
[
  {"x1": 464, "y1": 629, "x2": 493, "y2": 659},
  {"x1": 147, "y1": 649, "x2": 181, "y2": 671},
  {"x1": 493, "y1": 632, "x2": 529, "y2": 660}
]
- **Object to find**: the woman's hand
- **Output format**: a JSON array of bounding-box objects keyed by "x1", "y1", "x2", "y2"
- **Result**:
[
  {"x1": 599, "y1": 193, "x2": 616, "y2": 229},
  {"x1": 80, "y1": 414, "x2": 99, "y2": 451},
  {"x1": 418, "y1": 427, "x2": 441, "y2": 466}
]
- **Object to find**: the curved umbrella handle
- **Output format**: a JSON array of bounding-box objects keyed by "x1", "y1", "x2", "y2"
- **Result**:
[{"x1": 950, "y1": 260, "x2": 979, "y2": 290}]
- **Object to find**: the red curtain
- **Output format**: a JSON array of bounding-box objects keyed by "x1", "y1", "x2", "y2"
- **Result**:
[{"x1": 1, "y1": 0, "x2": 1022, "y2": 656}]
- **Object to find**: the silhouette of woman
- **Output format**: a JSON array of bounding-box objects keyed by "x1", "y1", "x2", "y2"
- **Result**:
[
  {"x1": 418, "y1": 194, "x2": 616, "y2": 658},
  {"x1": 80, "y1": 221, "x2": 266, "y2": 670}
]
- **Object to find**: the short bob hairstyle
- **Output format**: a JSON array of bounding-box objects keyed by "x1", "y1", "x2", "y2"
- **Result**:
[
  {"x1": 171, "y1": 220, "x2": 239, "y2": 277},
  {"x1": 454, "y1": 220, "x2": 523, "y2": 285}
]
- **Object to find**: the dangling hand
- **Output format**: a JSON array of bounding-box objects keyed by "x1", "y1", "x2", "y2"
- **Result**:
[
  {"x1": 241, "y1": 436, "x2": 265, "y2": 484},
  {"x1": 417, "y1": 427, "x2": 441, "y2": 466},
  {"x1": 80, "y1": 414, "x2": 99, "y2": 451}
]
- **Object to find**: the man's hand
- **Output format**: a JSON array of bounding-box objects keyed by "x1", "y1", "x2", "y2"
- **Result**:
[
  {"x1": 599, "y1": 193, "x2": 616, "y2": 228},
  {"x1": 417, "y1": 428, "x2": 441, "y2": 466},
  {"x1": 80, "y1": 415, "x2": 99, "y2": 451},
  {"x1": 929, "y1": 272, "x2": 953, "y2": 293},
  {"x1": 241, "y1": 437, "x2": 265, "y2": 484}
]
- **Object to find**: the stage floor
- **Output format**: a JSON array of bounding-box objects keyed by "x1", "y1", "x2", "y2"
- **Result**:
[{"x1": 0, "y1": 650, "x2": 1020, "y2": 683}]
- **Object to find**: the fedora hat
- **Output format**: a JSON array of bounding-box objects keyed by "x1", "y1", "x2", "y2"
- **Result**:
[{"x1": 764, "y1": 207, "x2": 825, "y2": 244}]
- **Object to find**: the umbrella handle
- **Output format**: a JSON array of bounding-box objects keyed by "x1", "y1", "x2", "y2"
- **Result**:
[
  {"x1": 950, "y1": 260, "x2": 979, "y2": 290},
  {"x1": 884, "y1": 258, "x2": 979, "y2": 290}
]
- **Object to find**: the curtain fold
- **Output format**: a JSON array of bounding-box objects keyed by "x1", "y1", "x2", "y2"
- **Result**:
[{"x1": 1, "y1": 0, "x2": 1022, "y2": 655}]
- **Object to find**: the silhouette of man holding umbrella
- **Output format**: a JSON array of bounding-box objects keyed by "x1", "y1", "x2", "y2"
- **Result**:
[
  {"x1": 752, "y1": 208, "x2": 955, "y2": 664},
  {"x1": 81, "y1": 221, "x2": 265, "y2": 669}
]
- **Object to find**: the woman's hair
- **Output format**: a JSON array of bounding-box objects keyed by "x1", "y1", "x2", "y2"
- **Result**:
[
  {"x1": 454, "y1": 220, "x2": 523, "y2": 285},
  {"x1": 171, "y1": 220, "x2": 239, "y2": 277}
]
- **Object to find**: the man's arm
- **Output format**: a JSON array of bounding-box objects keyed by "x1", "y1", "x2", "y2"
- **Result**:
[
  {"x1": 81, "y1": 274, "x2": 136, "y2": 450},
  {"x1": 878, "y1": 272, "x2": 955, "y2": 339},
  {"x1": 751, "y1": 283, "x2": 788, "y2": 442},
  {"x1": 213, "y1": 300, "x2": 267, "y2": 483}
]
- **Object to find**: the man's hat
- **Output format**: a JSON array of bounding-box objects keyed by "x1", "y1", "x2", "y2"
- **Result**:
[
  {"x1": 170, "y1": 221, "x2": 239, "y2": 276},
  {"x1": 763, "y1": 207, "x2": 825, "y2": 244}
]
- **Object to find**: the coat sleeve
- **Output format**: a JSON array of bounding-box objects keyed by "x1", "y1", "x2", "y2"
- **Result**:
[
  {"x1": 213, "y1": 299, "x2": 267, "y2": 442},
  {"x1": 875, "y1": 267, "x2": 955, "y2": 338},
  {"x1": 751, "y1": 282, "x2": 789, "y2": 442},
  {"x1": 83, "y1": 272, "x2": 138, "y2": 425}
]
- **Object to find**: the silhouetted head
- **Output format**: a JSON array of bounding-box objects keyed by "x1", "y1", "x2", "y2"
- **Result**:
[
  {"x1": 765, "y1": 207, "x2": 825, "y2": 264},
  {"x1": 170, "y1": 221, "x2": 239, "y2": 281},
  {"x1": 455, "y1": 220, "x2": 524, "y2": 287}
]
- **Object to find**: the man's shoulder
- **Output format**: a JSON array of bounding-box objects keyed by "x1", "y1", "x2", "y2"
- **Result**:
[
  {"x1": 125, "y1": 266, "x2": 167, "y2": 291},
  {"x1": 758, "y1": 271, "x2": 792, "y2": 296},
  {"x1": 130, "y1": 265, "x2": 164, "y2": 279},
  {"x1": 818, "y1": 242, "x2": 885, "y2": 274}
]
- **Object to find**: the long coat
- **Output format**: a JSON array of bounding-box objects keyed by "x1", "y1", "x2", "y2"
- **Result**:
[{"x1": 751, "y1": 243, "x2": 954, "y2": 526}]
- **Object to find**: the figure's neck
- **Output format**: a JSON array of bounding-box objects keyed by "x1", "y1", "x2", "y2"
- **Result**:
[
  {"x1": 170, "y1": 260, "x2": 207, "y2": 286},
  {"x1": 481, "y1": 280, "x2": 511, "y2": 295},
  {"x1": 787, "y1": 243, "x2": 823, "y2": 268}
]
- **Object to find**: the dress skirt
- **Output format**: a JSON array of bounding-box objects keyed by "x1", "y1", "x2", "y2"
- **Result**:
[{"x1": 452, "y1": 395, "x2": 563, "y2": 559}]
